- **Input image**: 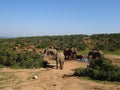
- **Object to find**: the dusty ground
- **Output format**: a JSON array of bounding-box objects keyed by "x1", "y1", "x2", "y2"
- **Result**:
[
  {"x1": 0, "y1": 57, "x2": 120, "y2": 90},
  {"x1": 104, "y1": 54, "x2": 120, "y2": 66}
]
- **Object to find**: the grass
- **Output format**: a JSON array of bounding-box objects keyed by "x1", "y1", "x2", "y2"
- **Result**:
[
  {"x1": 0, "y1": 86, "x2": 5, "y2": 90},
  {"x1": 77, "y1": 48, "x2": 89, "y2": 55},
  {"x1": 0, "y1": 64, "x2": 6, "y2": 68},
  {"x1": 0, "y1": 71, "x2": 16, "y2": 88},
  {"x1": 78, "y1": 76, "x2": 120, "y2": 85},
  {"x1": 78, "y1": 49, "x2": 120, "y2": 56},
  {"x1": 92, "y1": 79, "x2": 120, "y2": 85},
  {"x1": 104, "y1": 49, "x2": 120, "y2": 55}
]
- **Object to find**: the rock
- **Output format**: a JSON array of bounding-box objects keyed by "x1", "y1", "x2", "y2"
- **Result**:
[{"x1": 33, "y1": 75, "x2": 38, "y2": 79}]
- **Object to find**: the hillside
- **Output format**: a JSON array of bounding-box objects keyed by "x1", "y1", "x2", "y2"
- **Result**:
[
  {"x1": 90, "y1": 33, "x2": 120, "y2": 51},
  {"x1": 0, "y1": 33, "x2": 120, "y2": 52}
]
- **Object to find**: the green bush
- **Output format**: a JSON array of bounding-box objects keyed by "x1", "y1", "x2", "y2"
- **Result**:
[
  {"x1": 0, "y1": 49, "x2": 46, "y2": 68},
  {"x1": 0, "y1": 49, "x2": 18, "y2": 67},
  {"x1": 74, "y1": 58, "x2": 120, "y2": 81},
  {"x1": 17, "y1": 52, "x2": 44, "y2": 68}
]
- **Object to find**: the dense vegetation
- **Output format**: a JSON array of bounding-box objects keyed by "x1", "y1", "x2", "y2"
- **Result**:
[
  {"x1": 0, "y1": 33, "x2": 120, "y2": 51},
  {"x1": 0, "y1": 33, "x2": 120, "y2": 68},
  {"x1": 0, "y1": 34, "x2": 87, "y2": 51},
  {"x1": 0, "y1": 49, "x2": 46, "y2": 68},
  {"x1": 74, "y1": 58, "x2": 120, "y2": 81},
  {"x1": 91, "y1": 33, "x2": 120, "y2": 51},
  {"x1": 0, "y1": 34, "x2": 87, "y2": 68}
]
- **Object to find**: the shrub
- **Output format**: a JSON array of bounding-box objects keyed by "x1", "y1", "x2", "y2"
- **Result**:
[
  {"x1": 0, "y1": 64, "x2": 6, "y2": 68},
  {"x1": 0, "y1": 49, "x2": 18, "y2": 67},
  {"x1": 0, "y1": 49, "x2": 46, "y2": 68},
  {"x1": 74, "y1": 58, "x2": 120, "y2": 81},
  {"x1": 16, "y1": 52, "x2": 44, "y2": 68}
]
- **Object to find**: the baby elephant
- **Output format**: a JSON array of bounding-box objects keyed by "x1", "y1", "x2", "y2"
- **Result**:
[
  {"x1": 56, "y1": 52, "x2": 65, "y2": 70},
  {"x1": 76, "y1": 54, "x2": 84, "y2": 61}
]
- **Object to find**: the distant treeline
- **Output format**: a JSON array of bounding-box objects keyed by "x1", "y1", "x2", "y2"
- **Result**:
[{"x1": 0, "y1": 33, "x2": 120, "y2": 51}]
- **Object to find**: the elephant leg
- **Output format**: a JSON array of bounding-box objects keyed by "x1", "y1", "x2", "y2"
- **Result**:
[
  {"x1": 67, "y1": 55, "x2": 69, "y2": 60},
  {"x1": 60, "y1": 60, "x2": 63, "y2": 70},
  {"x1": 60, "y1": 60, "x2": 62, "y2": 70},
  {"x1": 61, "y1": 61, "x2": 64, "y2": 70},
  {"x1": 93, "y1": 55, "x2": 96, "y2": 59},
  {"x1": 88, "y1": 55, "x2": 90, "y2": 60},
  {"x1": 65, "y1": 55, "x2": 67, "y2": 60},
  {"x1": 56, "y1": 59, "x2": 58, "y2": 69},
  {"x1": 68, "y1": 55, "x2": 70, "y2": 60}
]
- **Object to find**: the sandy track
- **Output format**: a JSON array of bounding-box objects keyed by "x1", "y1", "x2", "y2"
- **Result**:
[{"x1": 0, "y1": 59, "x2": 120, "y2": 90}]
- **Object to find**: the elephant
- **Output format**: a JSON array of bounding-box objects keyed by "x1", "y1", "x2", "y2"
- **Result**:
[
  {"x1": 64, "y1": 47, "x2": 77, "y2": 60},
  {"x1": 43, "y1": 48, "x2": 57, "y2": 56},
  {"x1": 76, "y1": 54, "x2": 84, "y2": 61},
  {"x1": 56, "y1": 52, "x2": 65, "y2": 70},
  {"x1": 64, "y1": 48, "x2": 72, "y2": 60},
  {"x1": 88, "y1": 50, "x2": 103, "y2": 60}
]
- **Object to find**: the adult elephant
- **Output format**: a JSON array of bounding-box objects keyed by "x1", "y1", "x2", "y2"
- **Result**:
[
  {"x1": 71, "y1": 47, "x2": 77, "y2": 59},
  {"x1": 64, "y1": 48, "x2": 72, "y2": 60},
  {"x1": 88, "y1": 50, "x2": 103, "y2": 60},
  {"x1": 64, "y1": 47, "x2": 77, "y2": 60},
  {"x1": 56, "y1": 52, "x2": 65, "y2": 70},
  {"x1": 44, "y1": 48, "x2": 57, "y2": 56}
]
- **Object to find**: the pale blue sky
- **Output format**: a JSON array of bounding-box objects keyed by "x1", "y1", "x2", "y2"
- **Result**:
[{"x1": 0, "y1": 0, "x2": 120, "y2": 37}]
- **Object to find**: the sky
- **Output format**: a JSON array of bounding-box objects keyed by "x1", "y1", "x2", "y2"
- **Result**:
[{"x1": 0, "y1": 0, "x2": 120, "y2": 37}]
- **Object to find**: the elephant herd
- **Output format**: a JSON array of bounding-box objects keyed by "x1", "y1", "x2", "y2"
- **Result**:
[
  {"x1": 12, "y1": 44, "x2": 104, "y2": 70},
  {"x1": 43, "y1": 47, "x2": 104, "y2": 70},
  {"x1": 63, "y1": 48, "x2": 103, "y2": 61}
]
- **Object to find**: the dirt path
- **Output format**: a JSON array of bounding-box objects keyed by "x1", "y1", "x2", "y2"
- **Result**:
[{"x1": 0, "y1": 59, "x2": 120, "y2": 90}]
